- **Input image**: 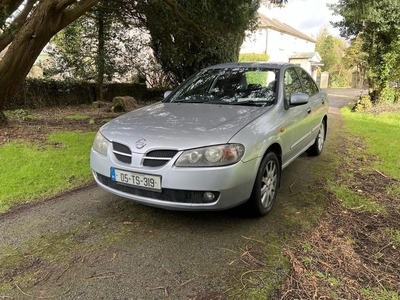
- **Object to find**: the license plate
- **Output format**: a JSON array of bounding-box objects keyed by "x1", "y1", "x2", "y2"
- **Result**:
[{"x1": 111, "y1": 168, "x2": 161, "y2": 191}]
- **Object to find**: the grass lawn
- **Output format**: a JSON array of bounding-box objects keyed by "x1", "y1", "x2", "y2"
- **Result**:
[
  {"x1": 0, "y1": 131, "x2": 96, "y2": 213},
  {"x1": 342, "y1": 106, "x2": 400, "y2": 180},
  {"x1": 329, "y1": 106, "x2": 400, "y2": 212}
]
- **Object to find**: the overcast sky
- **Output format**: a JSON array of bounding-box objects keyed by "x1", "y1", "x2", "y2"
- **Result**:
[{"x1": 259, "y1": 0, "x2": 342, "y2": 38}]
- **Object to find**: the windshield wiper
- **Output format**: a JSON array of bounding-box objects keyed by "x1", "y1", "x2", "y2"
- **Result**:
[
  {"x1": 174, "y1": 99, "x2": 206, "y2": 103},
  {"x1": 210, "y1": 100, "x2": 273, "y2": 106}
]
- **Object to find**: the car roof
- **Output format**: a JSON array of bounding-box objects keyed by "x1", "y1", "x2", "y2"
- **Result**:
[{"x1": 204, "y1": 61, "x2": 292, "y2": 70}]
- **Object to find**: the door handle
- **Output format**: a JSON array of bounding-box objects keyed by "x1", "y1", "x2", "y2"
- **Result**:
[{"x1": 307, "y1": 108, "x2": 311, "y2": 114}]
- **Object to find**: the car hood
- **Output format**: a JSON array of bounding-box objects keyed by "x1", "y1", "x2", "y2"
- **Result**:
[{"x1": 100, "y1": 102, "x2": 271, "y2": 152}]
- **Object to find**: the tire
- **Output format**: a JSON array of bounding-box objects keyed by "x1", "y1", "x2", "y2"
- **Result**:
[
  {"x1": 248, "y1": 151, "x2": 281, "y2": 217},
  {"x1": 307, "y1": 121, "x2": 326, "y2": 156}
]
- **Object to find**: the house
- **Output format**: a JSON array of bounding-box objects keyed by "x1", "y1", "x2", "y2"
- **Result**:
[
  {"x1": 240, "y1": 13, "x2": 322, "y2": 81},
  {"x1": 288, "y1": 52, "x2": 323, "y2": 82}
]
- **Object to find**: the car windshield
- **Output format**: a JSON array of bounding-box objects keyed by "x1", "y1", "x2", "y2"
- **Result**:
[{"x1": 166, "y1": 67, "x2": 278, "y2": 106}]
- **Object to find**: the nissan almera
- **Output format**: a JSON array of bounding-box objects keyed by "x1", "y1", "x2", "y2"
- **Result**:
[{"x1": 90, "y1": 62, "x2": 329, "y2": 216}]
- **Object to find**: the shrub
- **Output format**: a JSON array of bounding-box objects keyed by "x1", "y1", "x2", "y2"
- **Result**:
[
  {"x1": 142, "y1": 87, "x2": 170, "y2": 103},
  {"x1": 352, "y1": 94, "x2": 373, "y2": 112},
  {"x1": 239, "y1": 53, "x2": 270, "y2": 62},
  {"x1": 7, "y1": 78, "x2": 147, "y2": 109},
  {"x1": 379, "y1": 86, "x2": 399, "y2": 104}
]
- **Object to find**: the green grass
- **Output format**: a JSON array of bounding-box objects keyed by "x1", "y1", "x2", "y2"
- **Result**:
[
  {"x1": 329, "y1": 107, "x2": 400, "y2": 212},
  {"x1": 328, "y1": 182, "x2": 384, "y2": 212},
  {"x1": 341, "y1": 107, "x2": 400, "y2": 180},
  {"x1": 360, "y1": 288, "x2": 400, "y2": 300},
  {"x1": 0, "y1": 131, "x2": 96, "y2": 213}
]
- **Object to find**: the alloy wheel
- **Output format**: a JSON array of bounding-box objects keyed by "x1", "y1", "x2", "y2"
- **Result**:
[{"x1": 260, "y1": 160, "x2": 278, "y2": 208}]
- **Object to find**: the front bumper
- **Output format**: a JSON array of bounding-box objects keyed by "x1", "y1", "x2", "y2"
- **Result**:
[{"x1": 90, "y1": 148, "x2": 259, "y2": 211}]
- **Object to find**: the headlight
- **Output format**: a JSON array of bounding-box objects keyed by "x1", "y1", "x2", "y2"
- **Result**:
[
  {"x1": 175, "y1": 144, "x2": 245, "y2": 167},
  {"x1": 93, "y1": 131, "x2": 109, "y2": 156}
]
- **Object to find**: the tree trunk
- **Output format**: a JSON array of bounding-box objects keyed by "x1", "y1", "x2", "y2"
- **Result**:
[
  {"x1": 96, "y1": 9, "x2": 105, "y2": 102},
  {"x1": 0, "y1": 0, "x2": 99, "y2": 127}
]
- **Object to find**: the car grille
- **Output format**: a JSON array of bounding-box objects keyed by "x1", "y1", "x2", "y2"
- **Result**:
[
  {"x1": 112, "y1": 142, "x2": 131, "y2": 164},
  {"x1": 143, "y1": 150, "x2": 178, "y2": 167},
  {"x1": 96, "y1": 173, "x2": 219, "y2": 204},
  {"x1": 112, "y1": 143, "x2": 178, "y2": 167}
]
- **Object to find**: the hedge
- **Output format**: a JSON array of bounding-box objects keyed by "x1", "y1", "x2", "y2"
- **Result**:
[
  {"x1": 238, "y1": 53, "x2": 270, "y2": 62},
  {"x1": 6, "y1": 78, "x2": 159, "y2": 110}
]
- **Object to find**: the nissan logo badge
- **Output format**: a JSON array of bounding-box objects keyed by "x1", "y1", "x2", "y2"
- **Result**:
[{"x1": 135, "y1": 138, "x2": 147, "y2": 149}]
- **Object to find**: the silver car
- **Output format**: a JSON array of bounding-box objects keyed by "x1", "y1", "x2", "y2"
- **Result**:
[{"x1": 90, "y1": 62, "x2": 328, "y2": 216}]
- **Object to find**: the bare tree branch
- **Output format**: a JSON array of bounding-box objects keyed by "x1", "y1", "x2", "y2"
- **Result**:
[
  {"x1": 55, "y1": 0, "x2": 79, "y2": 11},
  {"x1": 0, "y1": 0, "x2": 25, "y2": 20},
  {"x1": 161, "y1": 0, "x2": 210, "y2": 37},
  {"x1": 0, "y1": 0, "x2": 37, "y2": 52},
  {"x1": 59, "y1": 0, "x2": 100, "y2": 28}
]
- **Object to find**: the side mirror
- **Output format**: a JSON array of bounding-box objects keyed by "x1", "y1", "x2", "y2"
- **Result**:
[
  {"x1": 289, "y1": 92, "x2": 309, "y2": 105},
  {"x1": 164, "y1": 91, "x2": 172, "y2": 99}
]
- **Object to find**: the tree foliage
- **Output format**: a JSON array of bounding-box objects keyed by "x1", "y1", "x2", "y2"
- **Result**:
[
  {"x1": 46, "y1": 1, "x2": 136, "y2": 100},
  {"x1": 330, "y1": 0, "x2": 400, "y2": 99},
  {"x1": 315, "y1": 26, "x2": 350, "y2": 87},
  {"x1": 0, "y1": 0, "x2": 261, "y2": 125},
  {"x1": 130, "y1": 0, "x2": 260, "y2": 84},
  {"x1": 342, "y1": 36, "x2": 368, "y2": 88}
]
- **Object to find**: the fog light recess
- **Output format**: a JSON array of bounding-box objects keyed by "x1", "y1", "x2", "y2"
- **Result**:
[{"x1": 203, "y1": 192, "x2": 217, "y2": 202}]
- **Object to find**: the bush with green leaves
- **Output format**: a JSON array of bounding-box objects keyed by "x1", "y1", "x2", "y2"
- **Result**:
[
  {"x1": 351, "y1": 94, "x2": 372, "y2": 112},
  {"x1": 239, "y1": 53, "x2": 270, "y2": 62},
  {"x1": 7, "y1": 78, "x2": 147, "y2": 109}
]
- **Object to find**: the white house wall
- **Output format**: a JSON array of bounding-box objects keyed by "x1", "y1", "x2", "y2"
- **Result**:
[
  {"x1": 241, "y1": 30, "x2": 268, "y2": 54},
  {"x1": 241, "y1": 28, "x2": 316, "y2": 63},
  {"x1": 288, "y1": 58, "x2": 311, "y2": 72},
  {"x1": 266, "y1": 29, "x2": 287, "y2": 61}
]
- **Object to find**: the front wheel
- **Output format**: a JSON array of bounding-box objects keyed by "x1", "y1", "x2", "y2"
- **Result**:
[
  {"x1": 248, "y1": 152, "x2": 281, "y2": 217},
  {"x1": 307, "y1": 121, "x2": 326, "y2": 156}
]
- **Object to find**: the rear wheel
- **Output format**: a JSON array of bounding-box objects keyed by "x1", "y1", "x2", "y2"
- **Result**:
[
  {"x1": 307, "y1": 121, "x2": 325, "y2": 156},
  {"x1": 248, "y1": 152, "x2": 281, "y2": 216}
]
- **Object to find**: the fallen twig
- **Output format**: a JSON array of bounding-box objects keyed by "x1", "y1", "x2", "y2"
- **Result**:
[
  {"x1": 146, "y1": 286, "x2": 169, "y2": 297},
  {"x1": 289, "y1": 181, "x2": 296, "y2": 194},
  {"x1": 240, "y1": 269, "x2": 267, "y2": 288},
  {"x1": 241, "y1": 235, "x2": 266, "y2": 245},
  {"x1": 55, "y1": 264, "x2": 70, "y2": 282},
  {"x1": 85, "y1": 271, "x2": 125, "y2": 280},
  {"x1": 14, "y1": 281, "x2": 71, "y2": 299},
  {"x1": 375, "y1": 169, "x2": 388, "y2": 178}
]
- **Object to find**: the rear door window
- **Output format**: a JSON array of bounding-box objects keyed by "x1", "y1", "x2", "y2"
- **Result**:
[{"x1": 295, "y1": 67, "x2": 319, "y2": 96}]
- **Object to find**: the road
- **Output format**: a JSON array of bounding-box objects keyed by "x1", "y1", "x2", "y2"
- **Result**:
[
  {"x1": 324, "y1": 87, "x2": 366, "y2": 108},
  {"x1": 0, "y1": 89, "x2": 359, "y2": 300}
]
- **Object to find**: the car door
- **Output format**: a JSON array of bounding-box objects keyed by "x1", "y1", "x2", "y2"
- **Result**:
[
  {"x1": 295, "y1": 67, "x2": 327, "y2": 144},
  {"x1": 279, "y1": 67, "x2": 312, "y2": 167}
]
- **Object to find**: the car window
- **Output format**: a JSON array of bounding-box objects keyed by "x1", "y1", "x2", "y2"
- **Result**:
[
  {"x1": 171, "y1": 70, "x2": 218, "y2": 101},
  {"x1": 295, "y1": 67, "x2": 319, "y2": 96},
  {"x1": 210, "y1": 70, "x2": 277, "y2": 102},
  {"x1": 284, "y1": 67, "x2": 303, "y2": 106},
  {"x1": 168, "y1": 68, "x2": 278, "y2": 106}
]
